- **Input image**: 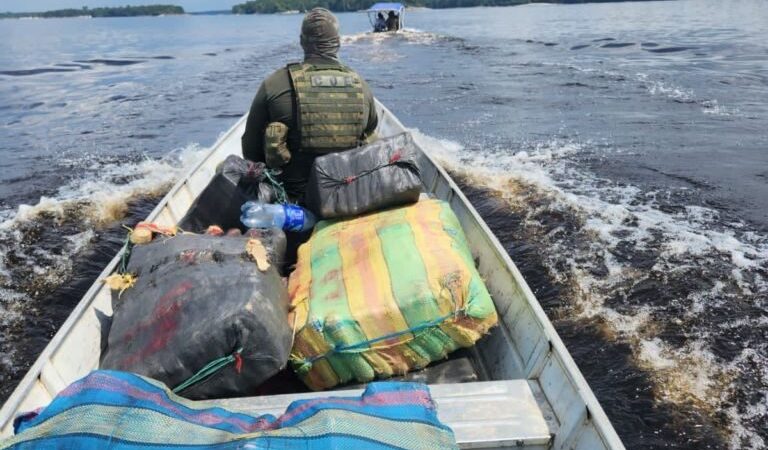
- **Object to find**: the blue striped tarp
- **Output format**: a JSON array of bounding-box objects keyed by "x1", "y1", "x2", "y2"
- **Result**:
[{"x1": 3, "y1": 370, "x2": 457, "y2": 449}]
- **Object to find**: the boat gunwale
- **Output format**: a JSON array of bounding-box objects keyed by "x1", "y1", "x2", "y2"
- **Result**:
[
  {"x1": 0, "y1": 116, "x2": 248, "y2": 432},
  {"x1": 0, "y1": 102, "x2": 625, "y2": 449},
  {"x1": 377, "y1": 102, "x2": 624, "y2": 449}
]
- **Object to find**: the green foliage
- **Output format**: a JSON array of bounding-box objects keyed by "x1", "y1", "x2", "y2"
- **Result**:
[
  {"x1": 230, "y1": 0, "x2": 542, "y2": 14},
  {"x1": 1, "y1": 5, "x2": 184, "y2": 19},
  {"x1": 418, "y1": 0, "x2": 529, "y2": 8},
  {"x1": 230, "y1": 0, "x2": 658, "y2": 14}
]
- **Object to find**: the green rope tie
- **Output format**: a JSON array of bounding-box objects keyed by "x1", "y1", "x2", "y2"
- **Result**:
[
  {"x1": 172, "y1": 347, "x2": 243, "y2": 394},
  {"x1": 117, "y1": 232, "x2": 133, "y2": 275},
  {"x1": 297, "y1": 311, "x2": 464, "y2": 367},
  {"x1": 263, "y1": 169, "x2": 289, "y2": 204}
]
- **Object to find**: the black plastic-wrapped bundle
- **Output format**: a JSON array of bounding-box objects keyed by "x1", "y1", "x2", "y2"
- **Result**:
[
  {"x1": 100, "y1": 232, "x2": 291, "y2": 400},
  {"x1": 178, "y1": 155, "x2": 278, "y2": 232},
  {"x1": 305, "y1": 132, "x2": 423, "y2": 219}
]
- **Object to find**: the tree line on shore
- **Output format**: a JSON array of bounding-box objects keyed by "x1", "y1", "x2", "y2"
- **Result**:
[
  {"x1": 233, "y1": 0, "x2": 522, "y2": 14},
  {"x1": 0, "y1": 5, "x2": 184, "y2": 19},
  {"x1": 1, "y1": 0, "x2": 657, "y2": 19},
  {"x1": 231, "y1": 0, "x2": 652, "y2": 14}
]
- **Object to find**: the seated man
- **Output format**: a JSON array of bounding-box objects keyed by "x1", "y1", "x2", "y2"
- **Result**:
[
  {"x1": 386, "y1": 11, "x2": 400, "y2": 31},
  {"x1": 241, "y1": 8, "x2": 378, "y2": 201},
  {"x1": 374, "y1": 12, "x2": 387, "y2": 32}
]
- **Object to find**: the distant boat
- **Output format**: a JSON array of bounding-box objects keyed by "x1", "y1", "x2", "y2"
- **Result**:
[{"x1": 367, "y1": 2, "x2": 404, "y2": 33}]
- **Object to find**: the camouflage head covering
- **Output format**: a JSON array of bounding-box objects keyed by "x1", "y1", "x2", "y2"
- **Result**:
[{"x1": 300, "y1": 8, "x2": 340, "y2": 61}]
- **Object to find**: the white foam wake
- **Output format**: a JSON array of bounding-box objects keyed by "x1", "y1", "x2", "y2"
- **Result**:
[
  {"x1": 553, "y1": 63, "x2": 741, "y2": 117},
  {"x1": 410, "y1": 128, "x2": 768, "y2": 449},
  {"x1": 341, "y1": 28, "x2": 451, "y2": 46},
  {"x1": 0, "y1": 143, "x2": 207, "y2": 374},
  {"x1": 1, "y1": 145, "x2": 205, "y2": 230}
]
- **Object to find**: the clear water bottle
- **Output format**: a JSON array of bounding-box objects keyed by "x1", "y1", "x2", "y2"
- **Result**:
[{"x1": 240, "y1": 201, "x2": 317, "y2": 232}]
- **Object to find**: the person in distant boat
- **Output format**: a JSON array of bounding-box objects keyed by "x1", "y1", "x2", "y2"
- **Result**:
[
  {"x1": 241, "y1": 8, "x2": 378, "y2": 201},
  {"x1": 386, "y1": 11, "x2": 400, "y2": 31},
  {"x1": 374, "y1": 12, "x2": 387, "y2": 32}
]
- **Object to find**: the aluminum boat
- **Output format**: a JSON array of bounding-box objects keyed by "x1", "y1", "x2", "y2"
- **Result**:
[{"x1": 0, "y1": 101, "x2": 625, "y2": 449}]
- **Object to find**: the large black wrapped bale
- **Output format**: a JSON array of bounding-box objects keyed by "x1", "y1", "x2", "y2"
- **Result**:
[
  {"x1": 101, "y1": 233, "x2": 292, "y2": 400},
  {"x1": 305, "y1": 132, "x2": 423, "y2": 219},
  {"x1": 178, "y1": 155, "x2": 277, "y2": 232}
]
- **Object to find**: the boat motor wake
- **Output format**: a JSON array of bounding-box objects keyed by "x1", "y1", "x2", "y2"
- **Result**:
[
  {"x1": 410, "y1": 129, "x2": 768, "y2": 450},
  {"x1": 0, "y1": 144, "x2": 206, "y2": 393}
]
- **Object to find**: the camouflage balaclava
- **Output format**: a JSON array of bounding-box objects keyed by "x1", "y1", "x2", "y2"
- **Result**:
[{"x1": 300, "y1": 8, "x2": 340, "y2": 61}]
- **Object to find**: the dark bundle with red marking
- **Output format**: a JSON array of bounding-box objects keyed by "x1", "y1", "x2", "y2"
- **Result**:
[
  {"x1": 100, "y1": 232, "x2": 291, "y2": 400},
  {"x1": 305, "y1": 132, "x2": 423, "y2": 219}
]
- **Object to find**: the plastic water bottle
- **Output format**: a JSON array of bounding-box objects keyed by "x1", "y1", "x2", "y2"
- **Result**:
[{"x1": 241, "y1": 201, "x2": 317, "y2": 232}]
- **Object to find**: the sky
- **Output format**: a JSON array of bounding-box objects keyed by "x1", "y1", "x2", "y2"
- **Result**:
[{"x1": 1, "y1": 0, "x2": 238, "y2": 13}]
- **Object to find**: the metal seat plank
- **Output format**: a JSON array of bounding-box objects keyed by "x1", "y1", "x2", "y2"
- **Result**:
[{"x1": 196, "y1": 380, "x2": 553, "y2": 449}]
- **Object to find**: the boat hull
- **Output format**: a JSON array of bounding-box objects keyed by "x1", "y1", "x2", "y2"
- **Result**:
[{"x1": 0, "y1": 102, "x2": 625, "y2": 449}]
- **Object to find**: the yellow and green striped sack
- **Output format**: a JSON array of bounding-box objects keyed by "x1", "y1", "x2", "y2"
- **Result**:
[{"x1": 288, "y1": 199, "x2": 498, "y2": 390}]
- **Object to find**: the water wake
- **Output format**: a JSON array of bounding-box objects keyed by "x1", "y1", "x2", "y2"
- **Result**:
[
  {"x1": 342, "y1": 28, "x2": 455, "y2": 46},
  {"x1": 411, "y1": 129, "x2": 767, "y2": 449},
  {"x1": 0, "y1": 144, "x2": 207, "y2": 381}
]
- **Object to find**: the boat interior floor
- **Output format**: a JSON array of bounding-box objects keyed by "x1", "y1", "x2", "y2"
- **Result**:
[{"x1": 0, "y1": 109, "x2": 622, "y2": 450}]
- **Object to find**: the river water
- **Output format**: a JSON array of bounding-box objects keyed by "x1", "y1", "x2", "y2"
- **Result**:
[{"x1": 1, "y1": 1, "x2": 766, "y2": 448}]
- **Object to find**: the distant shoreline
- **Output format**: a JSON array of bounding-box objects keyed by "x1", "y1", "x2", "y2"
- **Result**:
[
  {"x1": 1, "y1": 0, "x2": 666, "y2": 20},
  {"x1": 231, "y1": 0, "x2": 665, "y2": 15},
  {"x1": 0, "y1": 5, "x2": 184, "y2": 20}
]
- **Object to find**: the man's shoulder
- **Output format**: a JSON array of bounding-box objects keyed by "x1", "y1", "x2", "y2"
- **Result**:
[
  {"x1": 264, "y1": 66, "x2": 291, "y2": 83},
  {"x1": 261, "y1": 65, "x2": 294, "y2": 94},
  {"x1": 261, "y1": 61, "x2": 371, "y2": 95}
]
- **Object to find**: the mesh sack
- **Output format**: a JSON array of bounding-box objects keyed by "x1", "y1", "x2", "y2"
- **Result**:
[
  {"x1": 8, "y1": 371, "x2": 458, "y2": 449},
  {"x1": 288, "y1": 199, "x2": 497, "y2": 390}
]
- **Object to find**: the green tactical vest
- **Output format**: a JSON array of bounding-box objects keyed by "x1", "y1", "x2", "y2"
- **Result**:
[{"x1": 287, "y1": 62, "x2": 367, "y2": 154}]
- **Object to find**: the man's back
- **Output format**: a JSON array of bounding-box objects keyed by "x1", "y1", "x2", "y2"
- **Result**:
[
  {"x1": 386, "y1": 13, "x2": 399, "y2": 31},
  {"x1": 241, "y1": 9, "x2": 378, "y2": 201}
]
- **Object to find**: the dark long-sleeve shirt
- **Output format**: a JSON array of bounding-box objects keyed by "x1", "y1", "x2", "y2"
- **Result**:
[{"x1": 241, "y1": 56, "x2": 378, "y2": 200}]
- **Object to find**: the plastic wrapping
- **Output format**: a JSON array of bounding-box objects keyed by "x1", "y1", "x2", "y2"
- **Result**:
[
  {"x1": 178, "y1": 155, "x2": 278, "y2": 232},
  {"x1": 288, "y1": 199, "x2": 498, "y2": 390},
  {"x1": 101, "y1": 232, "x2": 291, "y2": 400},
  {"x1": 305, "y1": 132, "x2": 422, "y2": 219}
]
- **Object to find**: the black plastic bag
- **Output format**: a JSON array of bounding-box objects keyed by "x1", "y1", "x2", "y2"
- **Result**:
[
  {"x1": 100, "y1": 233, "x2": 292, "y2": 400},
  {"x1": 305, "y1": 132, "x2": 423, "y2": 219},
  {"x1": 178, "y1": 155, "x2": 278, "y2": 232}
]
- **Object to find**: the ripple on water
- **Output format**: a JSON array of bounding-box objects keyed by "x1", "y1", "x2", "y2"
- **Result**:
[
  {"x1": 0, "y1": 144, "x2": 207, "y2": 402},
  {"x1": 602, "y1": 42, "x2": 635, "y2": 48},
  {"x1": 411, "y1": 129, "x2": 768, "y2": 450},
  {"x1": 645, "y1": 46, "x2": 696, "y2": 54},
  {"x1": 74, "y1": 59, "x2": 144, "y2": 66},
  {"x1": 0, "y1": 68, "x2": 77, "y2": 77}
]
